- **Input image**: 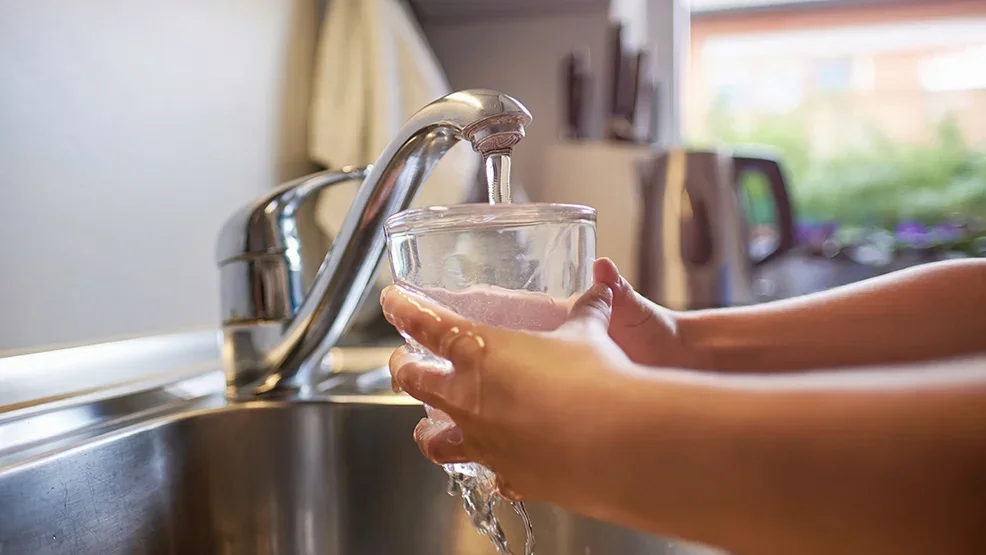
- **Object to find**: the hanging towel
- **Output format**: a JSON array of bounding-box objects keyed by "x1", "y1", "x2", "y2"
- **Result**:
[{"x1": 309, "y1": 0, "x2": 479, "y2": 292}]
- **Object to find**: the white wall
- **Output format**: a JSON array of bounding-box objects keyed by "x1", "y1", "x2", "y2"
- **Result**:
[
  {"x1": 423, "y1": 7, "x2": 613, "y2": 201},
  {"x1": 647, "y1": 0, "x2": 688, "y2": 147},
  {"x1": 0, "y1": 0, "x2": 320, "y2": 351}
]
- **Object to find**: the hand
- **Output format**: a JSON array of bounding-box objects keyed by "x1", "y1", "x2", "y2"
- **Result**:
[
  {"x1": 594, "y1": 259, "x2": 706, "y2": 369},
  {"x1": 380, "y1": 279, "x2": 636, "y2": 507},
  {"x1": 413, "y1": 258, "x2": 704, "y2": 368}
]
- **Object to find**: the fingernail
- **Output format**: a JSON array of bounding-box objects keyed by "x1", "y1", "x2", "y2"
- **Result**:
[
  {"x1": 394, "y1": 362, "x2": 420, "y2": 393},
  {"x1": 382, "y1": 310, "x2": 397, "y2": 326},
  {"x1": 413, "y1": 418, "x2": 432, "y2": 442},
  {"x1": 381, "y1": 288, "x2": 397, "y2": 325},
  {"x1": 383, "y1": 310, "x2": 409, "y2": 332},
  {"x1": 444, "y1": 426, "x2": 463, "y2": 445},
  {"x1": 393, "y1": 364, "x2": 406, "y2": 391}
]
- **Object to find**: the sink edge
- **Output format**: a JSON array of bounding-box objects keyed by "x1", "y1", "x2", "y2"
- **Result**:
[{"x1": 0, "y1": 330, "x2": 407, "y2": 471}]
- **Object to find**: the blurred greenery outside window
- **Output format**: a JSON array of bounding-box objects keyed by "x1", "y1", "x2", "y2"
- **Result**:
[{"x1": 686, "y1": 9, "x2": 986, "y2": 256}]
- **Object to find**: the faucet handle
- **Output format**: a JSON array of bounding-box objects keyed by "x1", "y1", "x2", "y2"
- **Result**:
[
  {"x1": 216, "y1": 167, "x2": 368, "y2": 327},
  {"x1": 215, "y1": 167, "x2": 368, "y2": 266}
]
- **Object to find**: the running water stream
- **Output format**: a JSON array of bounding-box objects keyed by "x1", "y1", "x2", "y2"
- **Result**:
[{"x1": 439, "y1": 152, "x2": 536, "y2": 555}]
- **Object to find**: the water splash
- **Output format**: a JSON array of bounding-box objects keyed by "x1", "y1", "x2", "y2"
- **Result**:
[
  {"x1": 435, "y1": 153, "x2": 536, "y2": 555},
  {"x1": 445, "y1": 462, "x2": 535, "y2": 555}
]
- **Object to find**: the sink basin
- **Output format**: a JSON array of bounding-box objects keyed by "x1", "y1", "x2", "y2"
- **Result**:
[
  {"x1": 1, "y1": 398, "x2": 698, "y2": 554},
  {"x1": 0, "y1": 334, "x2": 717, "y2": 555}
]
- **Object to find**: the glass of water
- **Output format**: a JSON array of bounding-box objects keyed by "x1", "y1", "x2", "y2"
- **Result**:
[
  {"x1": 383, "y1": 202, "x2": 596, "y2": 554},
  {"x1": 384, "y1": 203, "x2": 596, "y2": 330}
]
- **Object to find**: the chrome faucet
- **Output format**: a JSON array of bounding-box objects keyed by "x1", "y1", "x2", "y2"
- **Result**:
[{"x1": 215, "y1": 90, "x2": 532, "y2": 399}]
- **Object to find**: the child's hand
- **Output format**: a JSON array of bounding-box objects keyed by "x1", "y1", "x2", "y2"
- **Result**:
[
  {"x1": 594, "y1": 258, "x2": 705, "y2": 369},
  {"x1": 381, "y1": 281, "x2": 634, "y2": 506}
]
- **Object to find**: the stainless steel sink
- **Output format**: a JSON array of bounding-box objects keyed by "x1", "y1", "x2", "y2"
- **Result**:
[
  {"x1": 0, "y1": 397, "x2": 682, "y2": 554},
  {"x1": 0, "y1": 333, "x2": 716, "y2": 555}
]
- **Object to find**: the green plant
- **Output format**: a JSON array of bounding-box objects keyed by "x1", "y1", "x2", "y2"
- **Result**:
[{"x1": 697, "y1": 102, "x2": 986, "y2": 227}]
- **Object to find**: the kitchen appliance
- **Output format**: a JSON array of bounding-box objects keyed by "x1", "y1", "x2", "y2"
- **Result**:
[{"x1": 637, "y1": 148, "x2": 796, "y2": 310}]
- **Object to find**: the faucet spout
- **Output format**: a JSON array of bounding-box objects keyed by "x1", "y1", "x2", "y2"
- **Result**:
[{"x1": 218, "y1": 89, "x2": 532, "y2": 399}]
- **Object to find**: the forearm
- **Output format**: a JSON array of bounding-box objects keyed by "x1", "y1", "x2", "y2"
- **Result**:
[
  {"x1": 679, "y1": 259, "x2": 986, "y2": 372},
  {"x1": 587, "y1": 358, "x2": 986, "y2": 555}
]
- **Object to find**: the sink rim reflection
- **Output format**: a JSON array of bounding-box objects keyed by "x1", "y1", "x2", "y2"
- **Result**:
[
  {"x1": 0, "y1": 331, "x2": 407, "y2": 473},
  {"x1": 0, "y1": 371, "x2": 424, "y2": 474}
]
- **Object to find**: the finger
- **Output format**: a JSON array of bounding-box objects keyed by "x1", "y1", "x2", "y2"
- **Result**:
[
  {"x1": 425, "y1": 404, "x2": 454, "y2": 423},
  {"x1": 389, "y1": 346, "x2": 407, "y2": 393},
  {"x1": 593, "y1": 257, "x2": 622, "y2": 287},
  {"x1": 413, "y1": 418, "x2": 471, "y2": 464},
  {"x1": 594, "y1": 257, "x2": 641, "y2": 320},
  {"x1": 593, "y1": 257, "x2": 675, "y2": 334},
  {"x1": 390, "y1": 348, "x2": 457, "y2": 410},
  {"x1": 496, "y1": 475, "x2": 524, "y2": 502},
  {"x1": 560, "y1": 282, "x2": 613, "y2": 334},
  {"x1": 381, "y1": 285, "x2": 499, "y2": 371}
]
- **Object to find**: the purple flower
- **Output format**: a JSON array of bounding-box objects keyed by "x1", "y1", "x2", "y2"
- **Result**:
[
  {"x1": 796, "y1": 221, "x2": 839, "y2": 247},
  {"x1": 895, "y1": 221, "x2": 930, "y2": 247},
  {"x1": 795, "y1": 223, "x2": 815, "y2": 245}
]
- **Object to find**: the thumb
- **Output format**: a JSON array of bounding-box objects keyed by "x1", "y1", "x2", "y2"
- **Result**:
[
  {"x1": 593, "y1": 257, "x2": 666, "y2": 332},
  {"x1": 591, "y1": 258, "x2": 690, "y2": 368},
  {"x1": 561, "y1": 282, "x2": 614, "y2": 333}
]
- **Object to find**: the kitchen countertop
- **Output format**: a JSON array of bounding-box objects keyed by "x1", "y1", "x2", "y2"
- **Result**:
[
  {"x1": 0, "y1": 328, "x2": 401, "y2": 415},
  {"x1": 754, "y1": 251, "x2": 959, "y2": 301},
  {"x1": 0, "y1": 329, "x2": 222, "y2": 412}
]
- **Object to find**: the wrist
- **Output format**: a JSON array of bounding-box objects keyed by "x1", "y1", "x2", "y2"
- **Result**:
[
  {"x1": 676, "y1": 309, "x2": 779, "y2": 372},
  {"x1": 671, "y1": 310, "x2": 722, "y2": 371}
]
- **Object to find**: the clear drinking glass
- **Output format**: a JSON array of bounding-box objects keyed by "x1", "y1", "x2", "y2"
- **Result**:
[
  {"x1": 385, "y1": 203, "x2": 597, "y2": 327},
  {"x1": 383, "y1": 202, "x2": 596, "y2": 554}
]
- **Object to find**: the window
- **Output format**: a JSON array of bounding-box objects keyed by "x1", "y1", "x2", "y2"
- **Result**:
[
  {"x1": 813, "y1": 57, "x2": 852, "y2": 92},
  {"x1": 919, "y1": 46, "x2": 986, "y2": 92},
  {"x1": 686, "y1": 3, "x2": 986, "y2": 259}
]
